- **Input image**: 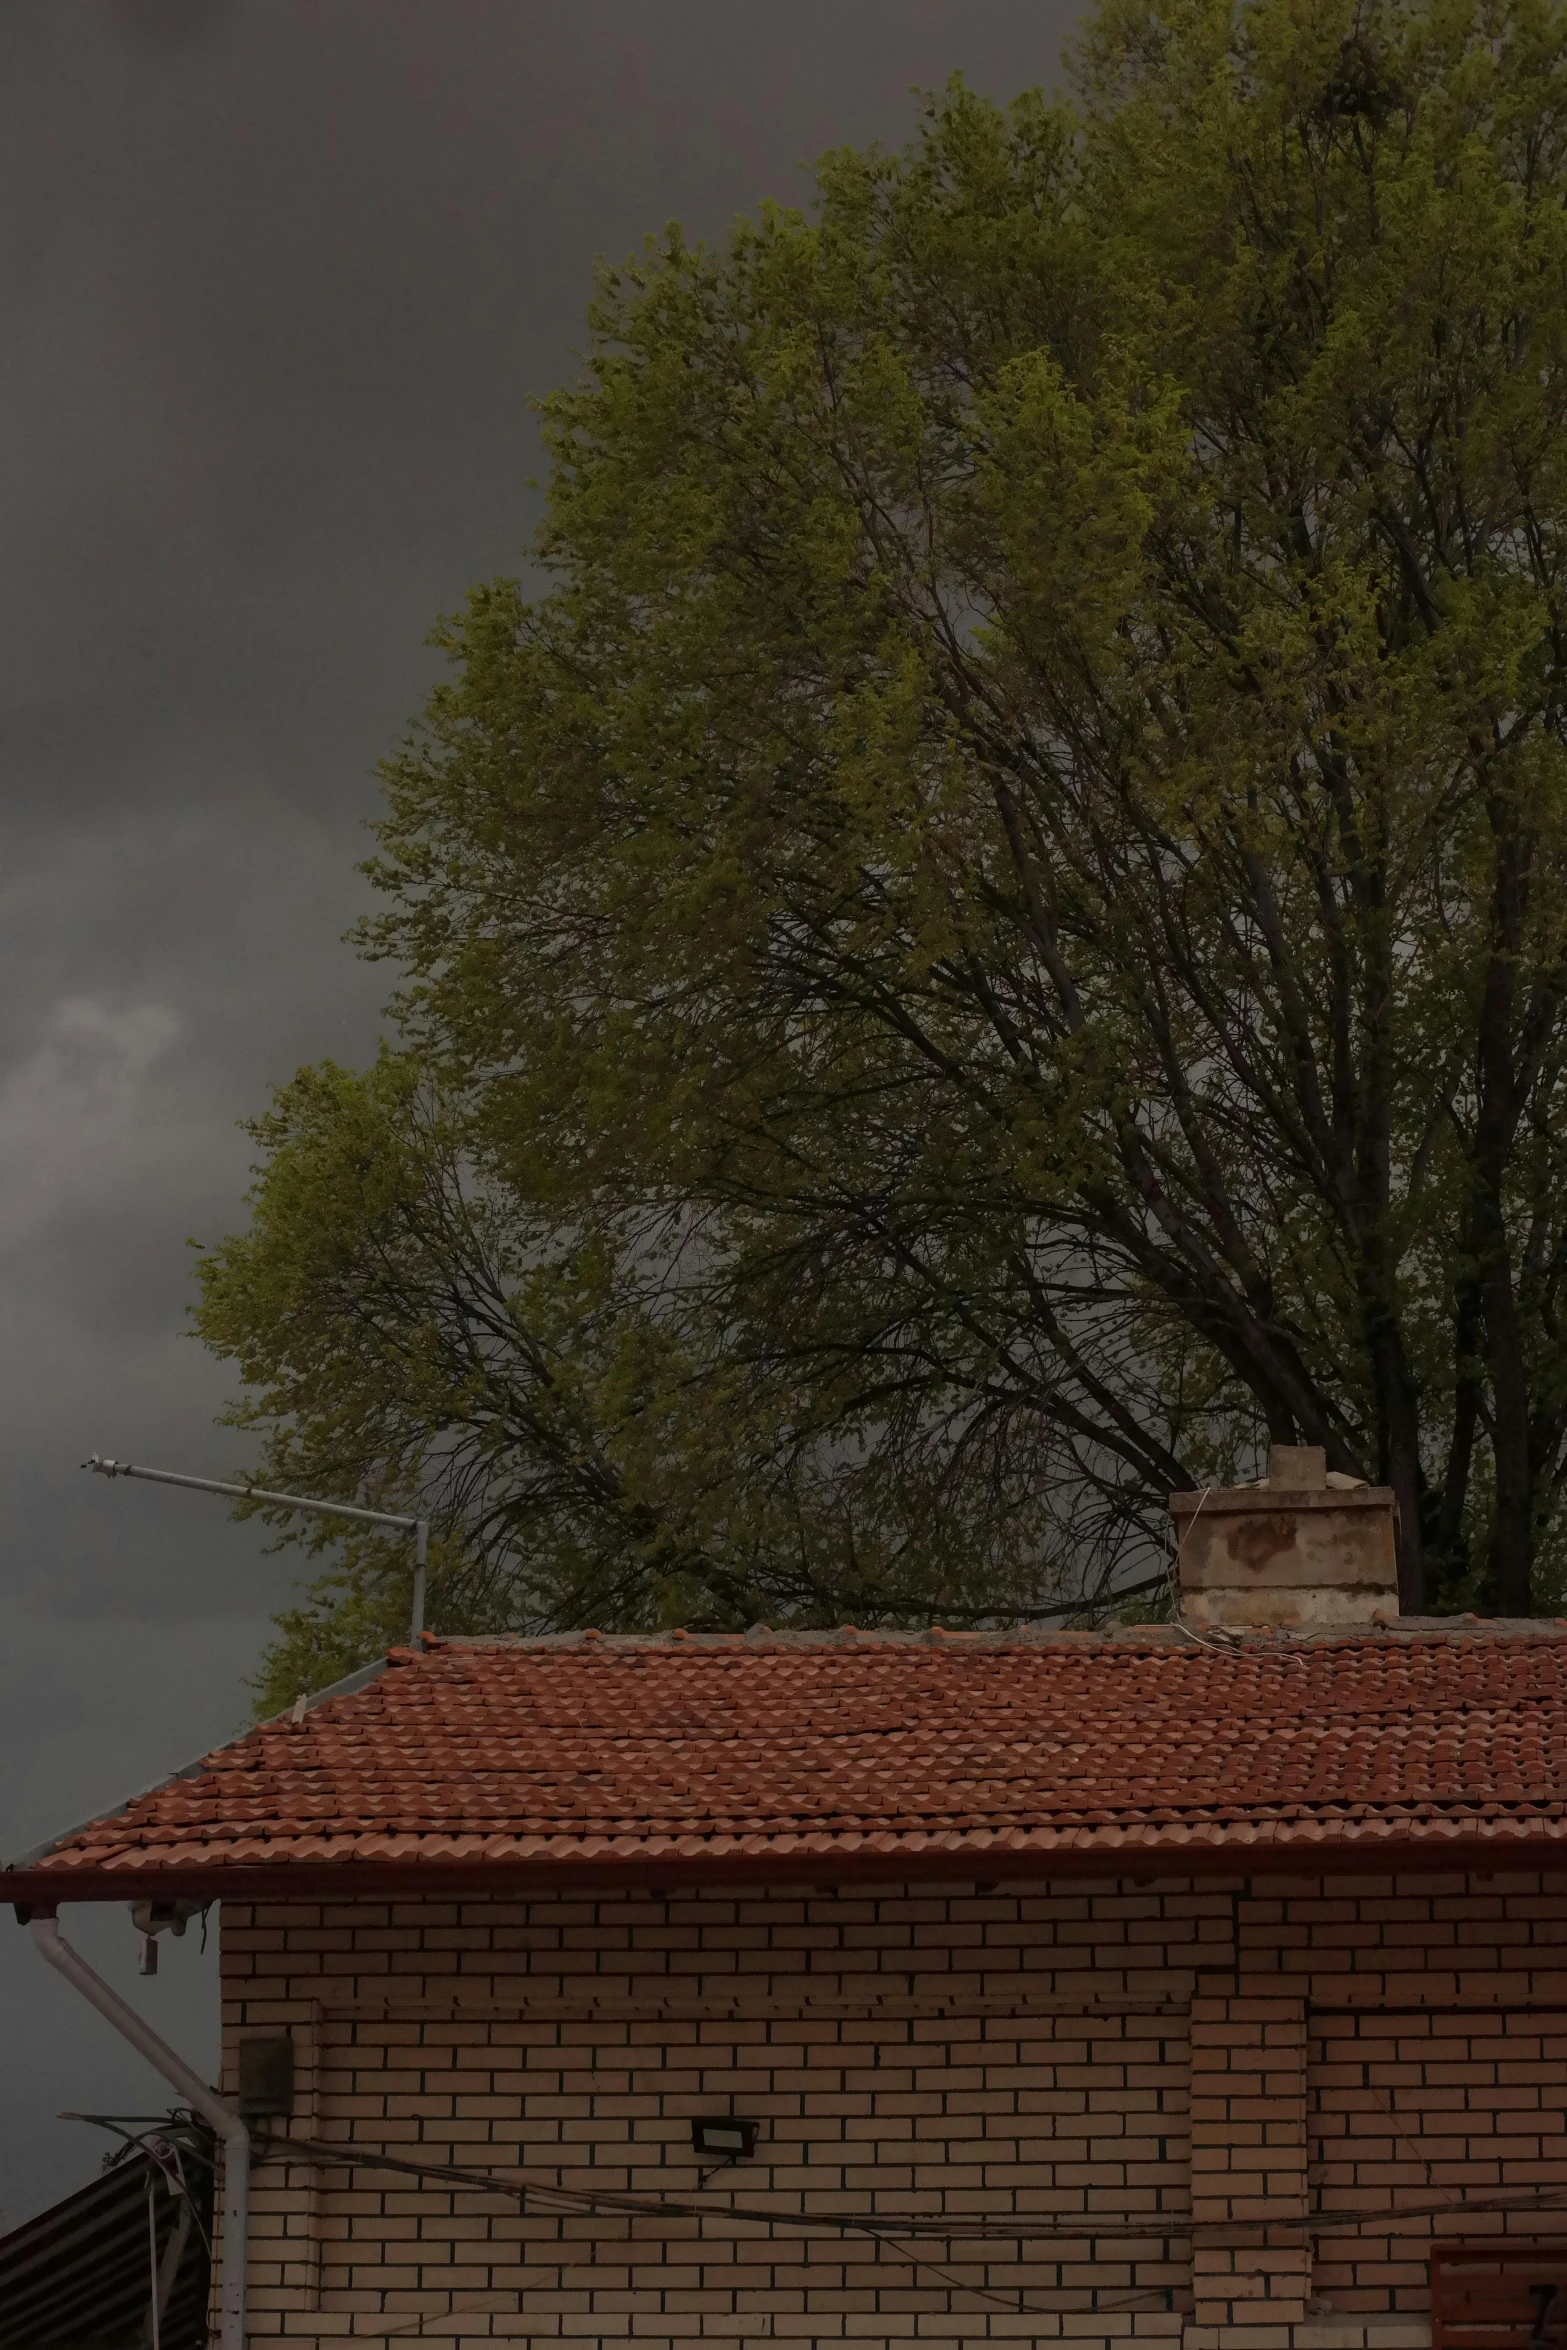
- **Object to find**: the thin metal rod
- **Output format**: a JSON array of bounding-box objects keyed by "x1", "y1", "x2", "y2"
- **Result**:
[
  {"x1": 84, "y1": 1455, "x2": 432, "y2": 1641},
  {"x1": 147, "y1": 2174, "x2": 161, "y2": 2350},
  {"x1": 152, "y1": 2190, "x2": 192, "y2": 2345},
  {"x1": 411, "y1": 1516, "x2": 429, "y2": 1641},
  {"x1": 30, "y1": 1915, "x2": 249, "y2": 2350},
  {"x1": 84, "y1": 1455, "x2": 417, "y2": 1532}
]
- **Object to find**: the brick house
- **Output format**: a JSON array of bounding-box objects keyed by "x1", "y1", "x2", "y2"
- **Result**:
[{"x1": 11, "y1": 1457, "x2": 1567, "y2": 2349}]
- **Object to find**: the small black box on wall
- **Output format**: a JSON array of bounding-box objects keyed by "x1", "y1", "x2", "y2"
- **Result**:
[{"x1": 236, "y1": 2036, "x2": 295, "y2": 2118}]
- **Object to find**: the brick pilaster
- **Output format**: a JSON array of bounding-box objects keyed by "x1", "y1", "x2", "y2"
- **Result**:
[{"x1": 1190, "y1": 1993, "x2": 1310, "y2": 2336}]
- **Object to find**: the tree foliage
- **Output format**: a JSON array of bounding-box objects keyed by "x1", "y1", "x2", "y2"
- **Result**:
[{"x1": 197, "y1": 0, "x2": 1567, "y2": 1703}]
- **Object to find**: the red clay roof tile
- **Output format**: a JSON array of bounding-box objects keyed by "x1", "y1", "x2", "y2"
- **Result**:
[{"x1": 14, "y1": 1627, "x2": 1567, "y2": 1896}]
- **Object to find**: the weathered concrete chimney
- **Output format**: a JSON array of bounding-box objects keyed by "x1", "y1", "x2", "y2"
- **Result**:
[{"x1": 1169, "y1": 1446, "x2": 1398, "y2": 1631}]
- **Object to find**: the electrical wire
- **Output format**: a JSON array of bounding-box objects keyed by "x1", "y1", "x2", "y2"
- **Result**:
[
  {"x1": 255, "y1": 2130, "x2": 1191, "y2": 2322},
  {"x1": 256, "y1": 2128, "x2": 1567, "y2": 2246},
  {"x1": 255, "y1": 2128, "x2": 1194, "y2": 2244},
  {"x1": 64, "y1": 2111, "x2": 215, "y2": 2264},
  {"x1": 1166, "y1": 1483, "x2": 1248, "y2": 1653},
  {"x1": 252, "y1": 2129, "x2": 1567, "y2": 2332}
]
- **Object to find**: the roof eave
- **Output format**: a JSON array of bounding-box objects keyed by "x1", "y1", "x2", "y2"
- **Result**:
[
  {"x1": 14, "y1": 1821, "x2": 1567, "y2": 1912},
  {"x1": 5, "y1": 1653, "x2": 393, "y2": 1875}
]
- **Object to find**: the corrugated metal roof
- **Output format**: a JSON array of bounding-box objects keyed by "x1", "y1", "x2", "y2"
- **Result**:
[{"x1": 0, "y1": 2120, "x2": 213, "y2": 2349}]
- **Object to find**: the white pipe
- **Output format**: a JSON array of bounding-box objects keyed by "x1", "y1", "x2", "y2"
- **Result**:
[{"x1": 29, "y1": 1913, "x2": 248, "y2": 2348}]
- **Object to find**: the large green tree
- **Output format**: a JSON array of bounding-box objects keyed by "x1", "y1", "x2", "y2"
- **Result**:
[{"x1": 199, "y1": 0, "x2": 1567, "y2": 1702}]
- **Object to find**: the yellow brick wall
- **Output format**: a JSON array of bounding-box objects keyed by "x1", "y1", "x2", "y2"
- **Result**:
[{"x1": 218, "y1": 1871, "x2": 1567, "y2": 2346}]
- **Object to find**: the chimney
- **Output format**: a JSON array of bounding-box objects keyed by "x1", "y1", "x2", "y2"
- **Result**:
[{"x1": 1169, "y1": 1446, "x2": 1398, "y2": 1631}]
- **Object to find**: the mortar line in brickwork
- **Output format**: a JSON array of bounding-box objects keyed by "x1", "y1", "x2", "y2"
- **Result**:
[
  {"x1": 303, "y1": 1993, "x2": 1196, "y2": 2022},
  {"x1": 1307, "y1": 2000, "x2": 1567, "y2": 2014}
]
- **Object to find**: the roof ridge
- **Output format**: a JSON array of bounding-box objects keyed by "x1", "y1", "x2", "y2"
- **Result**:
[{"x1": 424, "y1": 1618, "x2": 1567, "y2": 1653}]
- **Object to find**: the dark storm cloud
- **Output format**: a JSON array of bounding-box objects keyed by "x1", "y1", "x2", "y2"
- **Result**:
[{"x1": 0, "y1": 0, "x2": 1082, "y2": 2223}]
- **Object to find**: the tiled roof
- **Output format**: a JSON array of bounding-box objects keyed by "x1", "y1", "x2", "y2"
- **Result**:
[{"x1": 13, "y1": 1625, "x2": 1567, "y2": 1900}]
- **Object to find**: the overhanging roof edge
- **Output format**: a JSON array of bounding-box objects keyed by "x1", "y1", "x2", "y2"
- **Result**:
[{"x1": 3, "y1": 1651, "x2": 392, "y2": 1875}]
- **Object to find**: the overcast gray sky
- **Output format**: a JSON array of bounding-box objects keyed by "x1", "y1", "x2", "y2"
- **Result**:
[{"x1": 0, "y1": 0, "x2": 1080, "y2": 2226}]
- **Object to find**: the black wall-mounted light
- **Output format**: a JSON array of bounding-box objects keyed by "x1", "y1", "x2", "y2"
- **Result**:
[{"x1": 691, "y1": 2117, "x2": 759, "y2": 2161}]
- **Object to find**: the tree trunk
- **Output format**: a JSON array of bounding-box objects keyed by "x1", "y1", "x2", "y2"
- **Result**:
[
  {"x1": 1474, "y1": 827, "x2": 1533, "y2": 1617},
  {"x1": 1386, "y1": 1409, "x2": 1426, "y2": 1616},
  {"x1": 1484, "y1": 1239, "x2": 1534, "y2": 1613},
  {"x1": 1362, "y1": 1262, "x2": 1426, "y2": 1613}
]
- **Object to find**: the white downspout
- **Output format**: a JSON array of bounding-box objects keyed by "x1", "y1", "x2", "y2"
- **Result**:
[{"x1": 29, "y1": 1912, "x2": 248, "y2": 2348}]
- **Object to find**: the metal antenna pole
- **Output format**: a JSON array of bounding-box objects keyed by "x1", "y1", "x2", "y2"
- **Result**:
[
  {"x1": 412, "y1": 1514, "x2": 429, "y2": 1641},
  {"x1": 83, "y1": 1456, "x2": 432, "y2": 1642}
]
